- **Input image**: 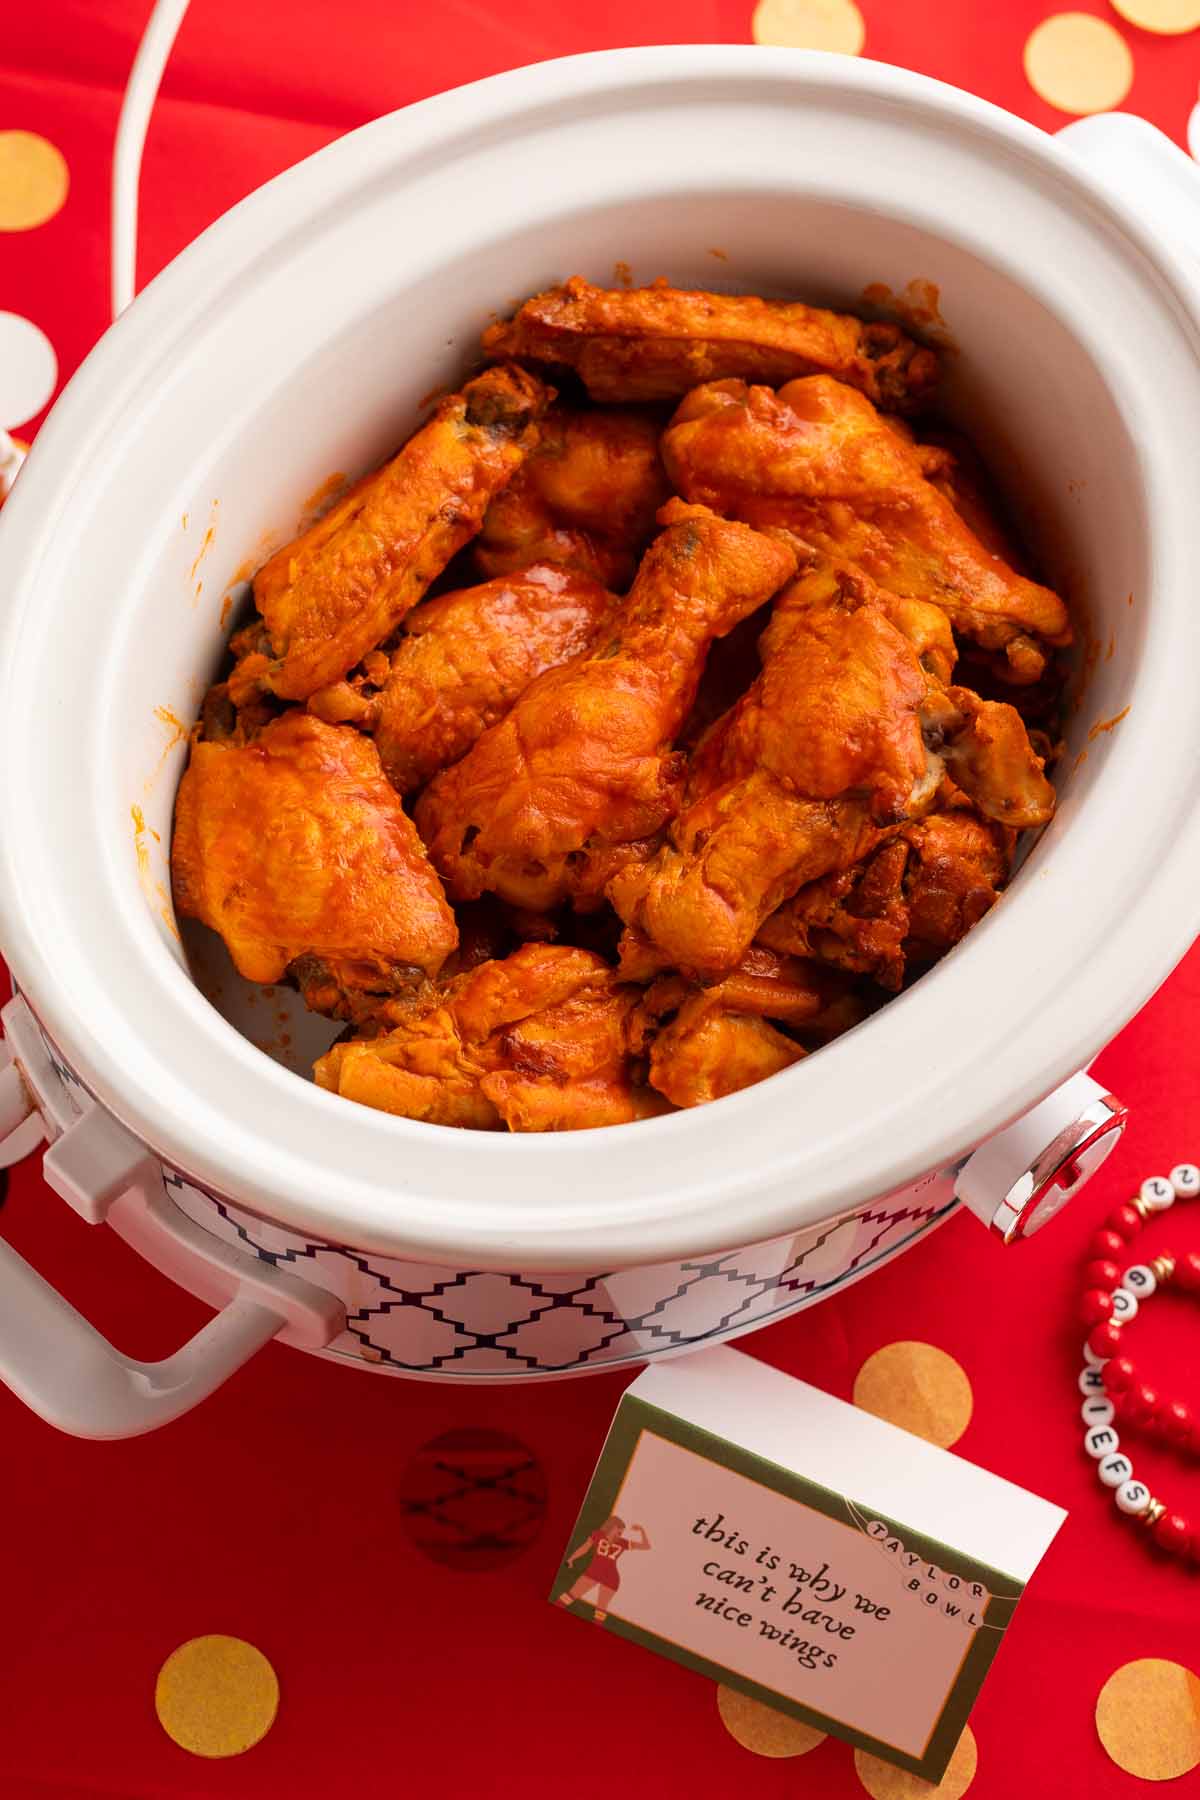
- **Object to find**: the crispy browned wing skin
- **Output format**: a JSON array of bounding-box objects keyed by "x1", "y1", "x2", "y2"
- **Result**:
[
  {"x1": 663, "y1": 376, "x2": 1070, "y2": 681},
  {"x1": 474, "y1": 405, "x2": 671, "y2": 590},
  {"x1": 415, "y1": 504, "x2": 796, "y2": 911},
  {"x1": 758, "y1": 802, "x2": 1014, "y2": 989},
  {"x1": 235, "y1": 365, "x2": 552, "y2": 702},
  {"x1": 757, "y1": 839, "x2": 913, "y2": 990},
  {"x1": 171, "y1": 712, "x2": 457, "y2": 1002},
  {"x1": 314, "y1": 943, "x2": 665, "y2": 1130},
  {"x1": 308, "y1": 563, "x2": 614, "y2": 793},
  {"x1": 484, "y1": 277, "x2": 938, "y2": 412},
  {"x1": 902, "y1": 805, "x2": 1015, "y2": 960}
]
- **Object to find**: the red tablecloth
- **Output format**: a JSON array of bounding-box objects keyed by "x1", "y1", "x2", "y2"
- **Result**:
[{"x1": 3, "y1": 6, "x2": 1200, "y2": 1795}]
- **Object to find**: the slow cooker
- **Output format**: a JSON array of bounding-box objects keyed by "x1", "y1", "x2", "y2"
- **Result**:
[{"x1": 1, "y1": 47, "x2": 1197, "y2": 1438}]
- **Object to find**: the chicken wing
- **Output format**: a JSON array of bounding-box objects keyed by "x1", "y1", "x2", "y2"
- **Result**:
[
  {"x1": 171, "y1": 712, "x2": 457, "y2": 1007},
  {"x1": 474, "y1": 405, "x2": 671, "y2": 590},
  {"x1": 231, "y1": 364, "x2": 552, "y2": 703},
  {"x1": 484, "y1": 277, "x2": 938, "y2": 412},
  {"x1": 609, "y1": 558, "x2": 1053, "y2": 979},
  {"x1": 307, "y1": 562, "x2": 613, "y2": 793},
  {"x1": 314, "y1": 943, "x2": 664, "y2": 1130},
  {"x1": 756, "y1": 839, "x2": 913, "y2": 990},
  {"x1": 628, "y1": 947, "x2": 862, "y2": 1107},
  {"x1": 663, "y1": 376, "x2": 1070, "y2": 681},
  {"x1": 901, "y1": 805, "x2": 1014, "y2": 963},
  {"x1": 415, "y1": 503, "x2": 796, "y2": 911},
  {"x1": 757, "y1": 802, "x2": 1013, "y2": 989},
  {"x1": 609, "y1": 563, "x2": 935, "y2": 978}
]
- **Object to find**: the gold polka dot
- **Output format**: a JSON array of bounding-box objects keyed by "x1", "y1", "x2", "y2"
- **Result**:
[
  {"x1": 1111, "y1": 0, "x2": 1200, "y2": 30},
  {"x1": 852, "y1": 1342, "x2": 973, "y2": 1447},
  {"x1": 752, "y1": 0, "x2": 866, "y2": 55},
  {"x1": 0, "y1": 132, "x2": 68, "y2": 232},
  {"x1": 1096, "y1": 1659, "x2": 1200, "y2": 1781},
  {"x1": 855, "y1": 1726, "x2": 977, "y2": 1798},
  {"x1": 717, "y1": 1686, "x2": 826, "y2": 1757},
  {"x1": 154, "y1": 1635, "x2": 279, "y2": 1758},
  {"x1": 1023, "y1": 14, "x2": 1134, "y2": 115}
]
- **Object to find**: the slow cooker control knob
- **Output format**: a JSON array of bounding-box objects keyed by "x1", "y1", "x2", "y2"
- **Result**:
[{"x1": 955, "y1": 1073, "x2": 1128, "y2": 1244}]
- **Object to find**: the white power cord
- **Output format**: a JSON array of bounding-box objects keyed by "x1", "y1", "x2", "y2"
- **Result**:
[
  {"x1": 111, "y1": 0, "x2": 193, "y2": 318},
  {"x1": 0, "y1": 430, "x2": 25, "y2": 499}
]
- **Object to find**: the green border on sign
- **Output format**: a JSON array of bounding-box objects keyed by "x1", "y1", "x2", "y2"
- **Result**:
[{"x1": 549, "y1": 1394, "x2": 1025, "y2": 1784}]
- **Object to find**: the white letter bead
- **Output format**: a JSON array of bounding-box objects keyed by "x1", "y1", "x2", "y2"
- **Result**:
[
  {"x1": 1098, "y1": 1453, "x2": 1133, "y2": 1488},
  {"x1": 1079, "y1": 1367, "x2": 1107, "y2": 1393},
  {"x1": 1085, "y1": 1424, "x2": 1120, "y2": 1459},
  {"x1": 1141, "y1": 1175, "x2": 1175, "y2": 1210},
  {"x1": 1082, "y1": 1396, "x2": 1115, "y2": 1427},
  {"x1": 1116, "y1": 1479, "x2": 1151, "y2": 1516},
  {"x1": 1123, "y1": 1264, "x2": 1156, "y2": 1297},
  {"x1": 1111, "y1": 1288, "x2": 1139, "y2": 1323},
  {"x1": 1083, "y1": 1341, "x2": 1107, "y2": 1367},
  {"x1": 1170, "y1": 1163, "x2": 1200, "y2": 1199}
]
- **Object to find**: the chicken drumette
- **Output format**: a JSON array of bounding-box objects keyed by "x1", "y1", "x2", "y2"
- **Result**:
[
  {"x1": 629, "y1": 947, "x2": 864, "y2": 1108},
  {"x1": 473, "y1": 404, "x2": 671, "y2": 591},
  {"x1": 609, "y1": 559, "x2": 1054, "y2": 980},
  {"x1": 415, "y1": 503, "x2": 796, "y2": 912},
  {"x1": 314, "y1": 943, "x2": 664, "y2": 1130},
  {"x1": 663, "y1": 375, "x2": 1071, "y2": 682},
  {"x1": 171, "y1": 712, "x2": 457, "y2": 1012},
  {"x1": 307, "y1": 562, "x2": 614, "y2": 793},
  {"x1": 230, "y1": 364, "x2": 552, "y2": 703},
  {"x1": 485, "y1": 277, "x2": 938, "y2": 412}
]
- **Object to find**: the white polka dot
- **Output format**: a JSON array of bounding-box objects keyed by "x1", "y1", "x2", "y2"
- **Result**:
[{"x1": 0, "y1": 313, "x2": 57, "y2": 429}]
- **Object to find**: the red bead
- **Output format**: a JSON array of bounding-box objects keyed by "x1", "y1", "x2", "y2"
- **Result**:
[
  {"x1": 1087, "y1": 1321, "x2": 1124, "y2": 1361},
  {"x1": 1132, "y1": 1384, "x2": 1163, "y2": 1427},
  {"x1": 1104, "y1": 1356, "x2": 1138, "y2": 1393},
  {"x1": 1089, "y1": 1230, "x2": 1127, "y2": 1263},
  {"x1": 1084, "y1": 1260, "x2": 1122, "y2": 1290},
  {"x1": 1107, "y1": 1203, "x2": 1143, "y2": 1242},
  {"x1": 1176, "y1": 1250, "x2": 1200, "y2": 1293},
  {"x1": 1079, "y1": 1289, "x2": 1114, "y2": 1328},
  {"x1": 1153, "y1": 1513, "x2": 1192, "y2": 1557},
  {"x1": 1163, "y1": 1401, "x2": 1194, "y2": 1447}
]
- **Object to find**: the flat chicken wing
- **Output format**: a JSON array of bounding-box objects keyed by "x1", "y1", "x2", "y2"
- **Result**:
[
  {"x1": 171, "y1": 712, "x2": 457, "y2": 1008},
  {"x1": 903, "y1": 806, "x2": 1015, "y2": 962},
  {"x1": 663, "y1": 376, "x2": 1070, "y2": 682},
  {"x1": 314, "y1": 944, "x2": 663, "y2": 1130},
  {"x1": 232, "y1": 364, "x2": 552, "y2": 703},
  {"x1": 474, "y1": 405, "x2": 671, "y2": 590},
  {"x1": 758, "y1": 803, "x2": 1013, "y2": 988},
  {"x1": 609, "y1": 559, "x2": 1053, "y2": 979},
  {"x1": 307, "y1": 563, "x2": 613, "y2": 793},
  {"x1": 484, "y1": 277, "x2": 938, "y2": 413},
  {"x1": 756, "y1": 838, "x2": 913, "y2": 990},
  {"x1": 415, "y1": 503, "x2": 796, "y2": 912},
  {"x1": 629, "y1": 948, "x2": 862, "y2": 1107}
]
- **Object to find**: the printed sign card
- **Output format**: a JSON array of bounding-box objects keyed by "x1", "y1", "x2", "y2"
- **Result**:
[{"x1": 551, "y1": 1346, "x2": 1065, "y2": 1782}]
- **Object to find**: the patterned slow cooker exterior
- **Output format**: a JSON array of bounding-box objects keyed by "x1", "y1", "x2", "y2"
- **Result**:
[
  {"x1": 38, "y1": 1009, "x2": 957, "y2": 1380},
  {"x1": 160, "y1": 1165, "x2": 957, "y2": 1379}
]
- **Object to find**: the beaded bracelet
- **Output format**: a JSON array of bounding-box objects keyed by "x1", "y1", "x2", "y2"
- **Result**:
[{"x1": 1076, "y1": 1163, "x2": 1200, "y2": 1562}]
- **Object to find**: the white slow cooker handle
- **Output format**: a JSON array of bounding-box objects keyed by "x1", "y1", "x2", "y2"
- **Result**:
[
  {"x1": 0, "y1": 1243, "x2": 285, "y2": 1440},
  {"x1": 0, "y1": 998, "x2": 345, "y2": 1439},
  {"x1": 1057, "y1": 112, "x2": 1200, "y2": 258}
]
